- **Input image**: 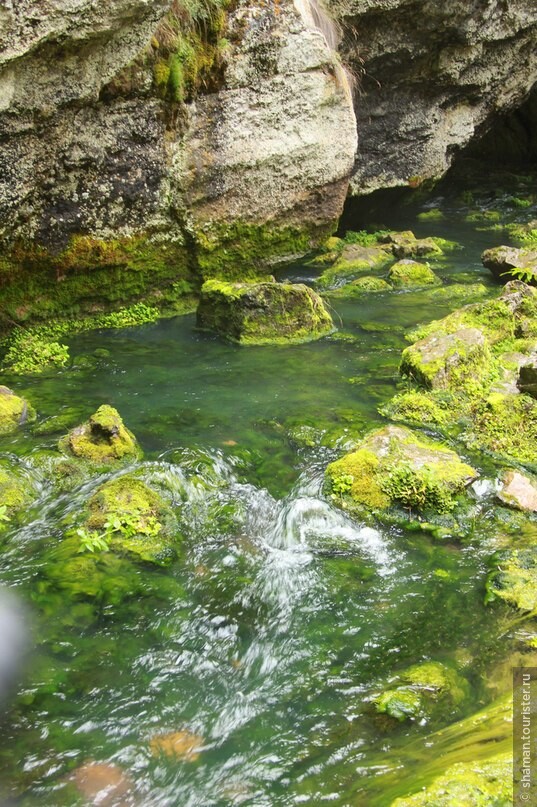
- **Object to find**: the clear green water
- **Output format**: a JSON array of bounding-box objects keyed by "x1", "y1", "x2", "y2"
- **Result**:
[{"x1": 0, "y1": 172, "x2": 535, "y2": 805}]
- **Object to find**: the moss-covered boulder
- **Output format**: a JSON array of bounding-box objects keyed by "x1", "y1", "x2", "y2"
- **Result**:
[
  {"x1": 316, "y1": 244, "x2": 392, "y2": 288},
  {"x1": 325, "y1": 426, "x2": 477, "y2": 519},
  {"x1": 400, "y1": 328, "x2": 489, "y2": 390},
  {"x1": 388, "y1": 260, "x2": 441, "y2": 288},
  {"x1": 59, "y1": 405, "x2": 141, "y2": 463},
  {"x1": 497, "y1": 469, "x2": 537, "y2": 512},
  {"x1": 324, "y1": 276, "x2": 391, "y2": 298},
  {"x1": 82, "y1": 474, "x2": 179, "y2": 565},
  {"x1": 379, "y1": 391, "x2": 451, "y2": 428},
  {"x1": 482, "y1": 244, "x2": 537, "y2": 285},
  {"x1": 486, "y1": 548, "x2": 537, "y2": 611},
  {"x1": 373, "y1": 661, "x2": 469, "y2": 723},
  {"x1": 0, "y1": 386, "x2": 36, "y2": 434},
  {"x1": 380, "y1": 231, "x2": 442, "y2": 259},
  {"x1": 196, "y1": 280, "x2": 334, "y2": 345},
  {"x1": 390, "y1": 752, "x2": 512, "y2": 806}
]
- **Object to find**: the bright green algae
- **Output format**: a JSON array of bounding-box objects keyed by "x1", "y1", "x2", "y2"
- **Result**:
[{"x1": 2, "y1": 175, "x2": 537, "y2": 805}]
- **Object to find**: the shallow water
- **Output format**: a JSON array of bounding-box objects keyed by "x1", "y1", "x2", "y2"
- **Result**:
[{"x1": 0, "y1": 171, "x2": 535, "y2": 805}]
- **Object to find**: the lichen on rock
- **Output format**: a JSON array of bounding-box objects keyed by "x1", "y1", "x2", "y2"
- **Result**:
[
  {"x1": 59, "y1": 405, "x2": 142, "y2": 463},
  {"x1": 196, "y1": 280, "x2": 334, "y2": 345}
]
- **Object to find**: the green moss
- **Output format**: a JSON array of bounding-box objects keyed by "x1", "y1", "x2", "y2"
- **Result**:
[
  {"x1": 388, "y1": 260, "x2": 441, "y2": 288},
  {"x1": 374, "y1": 688, "x2": 423, "y2": 721},
  {"x1": 195, "y1": 220, "x2": 321, "y2": 281},
  {"x1": 465, "y1": 209, "x2": 502, "y2": 223},
  {"x1": 379, "y1": 391, "x2": 451, "y2": 427},
  {"x1": 0, "y1": 463, "x2": 36, "y2": 517},
  {"x1": 486, "y1": 548, "x2": 537, "y2": 611},
  {"x1": 390, "y1": 753, "x2": 512, "y2": 806},
  {"x1": 324, "y1": 276, "x2": 391, "y2": 298},
  {"x1": 466, "y1": 392, "x2": 537, "y2": 466},
  {"x1": 406, "y1": 298, "x2": 515, "y2": 347},
  {"x1": 59, "y1": 405, "x2": 142, "y2": 464},
  {"x1": 83, "y1": 474, "x2": 179, "y2": 565},
  {"x1": 0, "y1": 386, "x2": 36, "y2": 433},
  {"x1": 423, "y1": 283, "x2": 490, "y2": 303},
  {"x1": 197, "y1": 280, "x2": 334, "y2": 345},
  {"x1": 373, "y1": 662, "x2": 469, "y2": 724},
  {"x1": 325, "y1": 426, "x2": 476, "y2": 520},
  {"x1": 417, "y1": 209, "x2": 445, "y2": 222},
  {"x1": 0, "y1": 234, "x2": 197, "y2": 336}
]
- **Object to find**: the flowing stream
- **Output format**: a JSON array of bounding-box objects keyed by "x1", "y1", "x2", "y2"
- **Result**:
[{"x1": 0, "y1": 167, "x2": 535, "y2": 805}]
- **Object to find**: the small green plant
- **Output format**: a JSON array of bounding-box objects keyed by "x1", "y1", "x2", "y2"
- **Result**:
[
  {"x1": 501, "y1": 267, "x2": 535, "y2": 284},
  {"x1": 380, "y1": 464, "x2": 455, "y2": 514},
  {"x1": 330, "y1": 473, "x2": 354, "y2": 497},
  {"x1": 76, "y1": 527, "x2": 109, "y2": 554},
  {"x1": 104, "y1": 509, "x2": 162, "y2": 540}
]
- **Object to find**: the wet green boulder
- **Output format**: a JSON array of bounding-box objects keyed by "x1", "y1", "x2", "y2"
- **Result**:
[
  {"x1": 325, "y1": 426, "x2": 477, "y2": 519},
  {"x1": 486, "y1": 548, "x2": 537, "y2": 611},
  {"x1": 482, "y1": 244, "x2": 537, "y2": 285},
  {"x1": 0, "y1": 386, "x2": 36, "y2": 434},
  {"x1": 391, "y1": 752, "x2": 512, "y2": 806},
  {"x1": 379, "y1": 391, "x2": 451, "y2": 428},
  {"x1": 317, "y1": 243, "x2": 392, "y2": 288},
  {"x1": 388, "y1": 260, "x2": 441, "y2": 288},
  {"x1": 197, "y1": 280, "x2": 334, "y2": 344},
  {"x1": 59, "y1": 405, "x2": 141, "y2": 463},
  {"x1": 82, "y1": 474, "x2": 180, "y2": 565},
  {"x1": 380, "y1": 231, "x2": 442, "y2": 259},
  {"x1": 400, "y1": 328, "x2": 489, "y2": 390},
  {"x1": 324, "y1": 276, "x2": 391, "y2": 297},
  {"x1": 373, "y1": 661, "x2": 469, "y2": 723}
]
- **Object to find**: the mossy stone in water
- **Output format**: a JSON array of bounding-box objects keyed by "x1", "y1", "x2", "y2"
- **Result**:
[
  {"x1": 0, "y1": 462, "x2": 37, "y2": 517},
  {"x1": 316, "y1": 244, "x2": 392, "y2": 289},
  {"x1": 380, "y1": 231, "x2": 443, "y2": 259},
  {"x1": 84, "y1": 474, "x2": 179, "y2": 565},
  {"x1": 390, "y1": 752, "x2": 512, "y2": 806},
  {"x1": 59, "y1": 405, "x2": 141, "y2": 463},
  {"x1": 324, "y1": 276, "x2": 391, "y2": 298},
  {"x1": 325, "y1": 426, "x2": 477, "y2": 520},
  {"x1": 196, "y1": 280, "x2": 334, "y2": 345},
  {"x1": 379, "y1": 391, "x2": 451, "y2": 428},
  {"x1": 400, "y1": 328, "x2": 489, "y2": 390},
  {"x1": 486, "y1": 548, "x2": 537, "y2": 611},
  {"x1": 482, "y1": 244, "x2": 537, "y2": 285},
  {"x1": 388, "y1": 260, "x2": 441, "y2": 288},
  {"x1": 373, "y1": 661, "x2": 469, "y2": 723},
  {"x1": 0, "y1": 386, "x2": 36, "y2": 434}
]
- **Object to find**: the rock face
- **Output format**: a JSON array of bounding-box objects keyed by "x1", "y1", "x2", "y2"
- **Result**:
[
  {"x1": 0, "y1": 0, "x2": 357, "y2": 325},
  {"x1": 197, "y1": 280, "x2": 334, "y2": 344},
  {"x1": 400, "y1": 327, "x2": 488, "y2": 390},
  {"x1": 334, "y1": 0, "x2": 537, "y2": 194},
  {"x1": 518, "y1": 359, "x2": 537, "y2": 398}
]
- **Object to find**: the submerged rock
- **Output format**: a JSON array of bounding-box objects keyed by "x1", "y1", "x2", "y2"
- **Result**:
[
  {"x1": 388, "y1": 259, "x2": 440, "y2": 288},
  {"x1": 482, "y1": 245, "x2": 537, "y2": 285},
  {"x1": 0, "y1": 462, "x2": 38, "y2": 519},
  {"x1": 486, "y1": 548, "x2": 537, "y2": 611},
  {"x1": 325, "y1": 425, "x2": 477, "y2": 519},
  {"x1": 0, "y1": 386, "x2": 36, "y2": 435},
  {"x1": 400, "y1": 328, "x2": 488, "y2": 390},
  {"x1": 197, "y1": 280, "x2": 334, "y2": 345},
  {"x1": 70, "y1": 761, "x2": 134, "y2": 807},
  {"x1": 373, "y1": 661, "x2": 469, "y2": 723},
  {"x1": 391, "y1": 752, "x2": 511, "y2": 806},
  {"x1": 149, "y1": 729, "x2": 204, "y2": 761},
  {"x1": 497, "y1": 469, "x2": 537, "y2": 513},
  {"x1": 59, "y1": 405, "x2": 141, "y2": 463}
]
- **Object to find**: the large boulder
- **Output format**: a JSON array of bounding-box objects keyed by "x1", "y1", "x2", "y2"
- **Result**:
[
  {"x1": 325, "y1": 425, "x2": 477, "y2": 519},
  {"x1": 0, "y1": 386, "x2": 36, "y2": 434},
  {"x1": 59, "y1": 405, "x2": 141, "y2": 463},
  {"x1": 316, "y1": 243, "x2": 391, "y2": 289},
  {"x1": 482, "y1": 246, "x2": 537, "y2": 285},
  {"x1": 197, "y1": 280, "x2": 334, "y2": 345}
]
